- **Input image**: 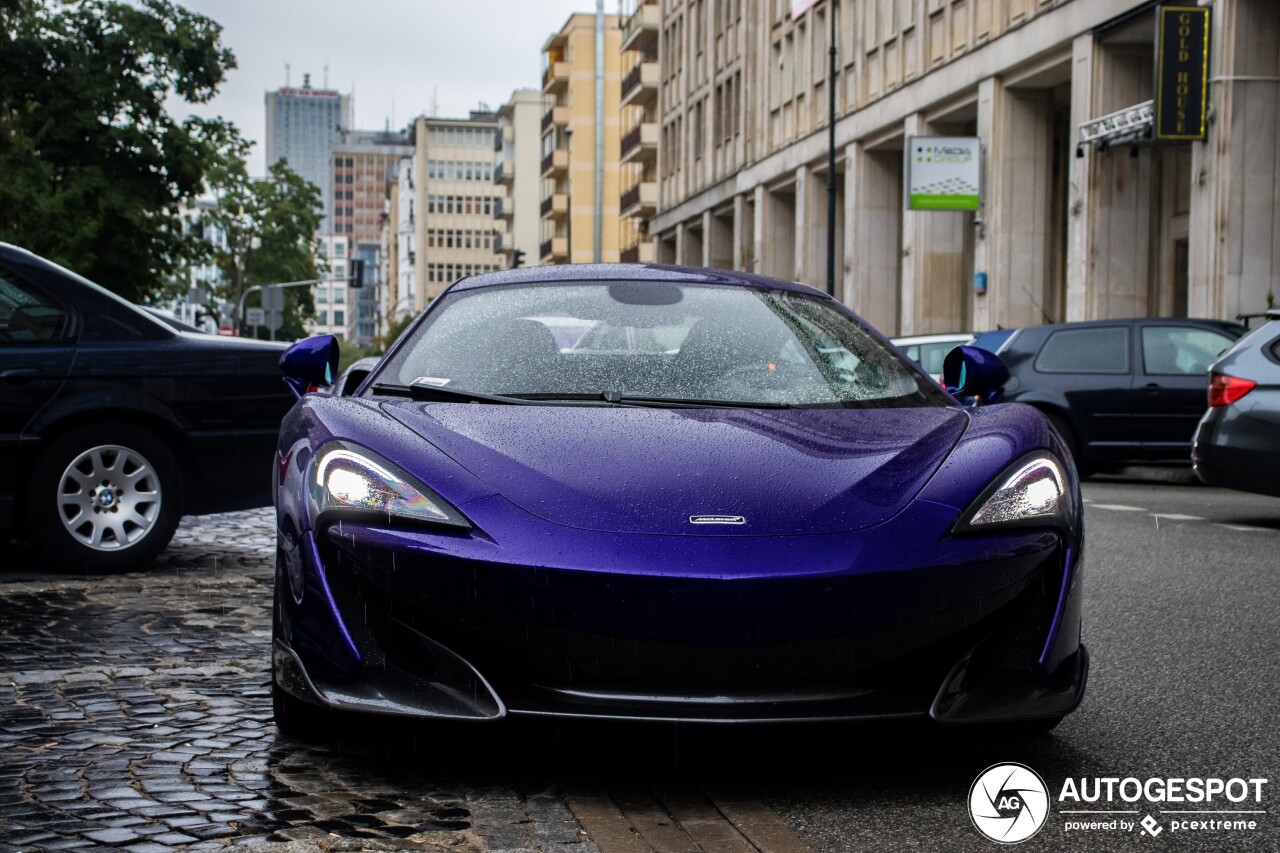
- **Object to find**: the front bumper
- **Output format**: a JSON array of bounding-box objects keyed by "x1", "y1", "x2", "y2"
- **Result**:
[{"x1": 274, "y1": 500, "x2": 1087, "y2": 725}]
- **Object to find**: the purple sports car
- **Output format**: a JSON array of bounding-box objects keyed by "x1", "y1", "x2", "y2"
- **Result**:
[{"x1": 271, "y1": 265, "x2": 1087, "y2": 737}]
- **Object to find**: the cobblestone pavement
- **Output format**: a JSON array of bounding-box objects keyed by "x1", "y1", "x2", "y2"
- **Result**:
[{"x1": 0, "y1": 510, "x2": 596, "y2": 853}]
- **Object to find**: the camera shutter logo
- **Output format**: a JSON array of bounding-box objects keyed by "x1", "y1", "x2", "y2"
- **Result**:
[{"x1": 969, "y1": 763, "x2": 1050, "y2": 843}]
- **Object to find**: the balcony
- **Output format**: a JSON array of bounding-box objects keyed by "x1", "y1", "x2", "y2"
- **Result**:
[
  {"x1": 539, "y1": 236, "x2": 568, "y2": 263},
  {"x1": 620, "y1": 241, "x2": 655, "y2": 264},
  {"x1": 620, "y1": 58, "x2": 658, "y2": 108},
  {"x1": 620, "y1": 120, "x2": 659, "y2": 165},
  {"x1": 621, "y1": 1, "x2": 659, "y2": 53},
  {"x1": 540, "y1": 193, "x2": 568, "y2": 220},
  {"x1": 494, "y1": 161, "x2": 514, "y2": 186},
  {"x1": 494, "y1": 197, "x2": 513, "y2": 222},
  {"x1": 542, "y1": 60, "x2": 569, "y2": 94},
  {"x1": 541, "y1": 149, "x2": 569, "y2": 178},
  {"x1": 541, "y1": 104, "x2": 571, "y2": 135},
  {"x1": 620, "y1": 180, "x2": 658, "y2": 220}
]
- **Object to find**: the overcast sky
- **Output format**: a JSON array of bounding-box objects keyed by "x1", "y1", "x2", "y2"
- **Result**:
[{"x1": 170, "y1": 0, "x2": 611, "y2": 174}]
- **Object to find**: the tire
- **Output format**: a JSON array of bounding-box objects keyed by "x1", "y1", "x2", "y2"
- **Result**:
[
  {"x1": 29, "y1": 422, "x2": 183, "y2": 572},
  {"x1": 1045, "y1": 412, "x2": 1092, "y2": 479},
  {"x1": 271, "y1": 569, "x2": 332, "y2": 742},
  {"x1": 271, "y1": 678, "x2": 332, "y2": 742}
]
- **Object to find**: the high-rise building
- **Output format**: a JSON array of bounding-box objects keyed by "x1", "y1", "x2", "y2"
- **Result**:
[
  {"x1": 264, "y1": 74, "x2": 351, "y2": 228},
  {"x1": 540, "y1": 12, "x2": 624, "y2": 265},
  {"x1": 619, "y1": 2, "x2": 660, "y2": 263},
  {"x1": 649, "y1": 0, "x2": 1280, "y2": 336},
  {"x1": 493, "y1": 90, "x2": 543, "y2": 268},
  {"x1": 411, "y1": 112, "x2": 506, "y2": 309}
]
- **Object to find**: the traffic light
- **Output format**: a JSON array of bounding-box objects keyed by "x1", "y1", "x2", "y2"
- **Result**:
[
  {"x1": 511, "y1": 249, "x2": 525, "y2": 269},
  {"x1": 349, "y1": 259, "x2": 366, "y2": 289}
]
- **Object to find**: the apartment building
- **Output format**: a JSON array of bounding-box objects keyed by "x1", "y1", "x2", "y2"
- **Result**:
[
  {"x1": 331, "y1": 129, "x2": 413, "y2": 343},
  {"x1": 620, "y1": 2, "x2": 662, "y2": 262},
  {"x1": 312, "y1": 234, "x2": 354, "y2": 340},
  {"x1": 411, "y1": 112, "x2": 506, "y2": 308},
  {"x1": 540, "y1": 12, "x2": 625, "y2": 264},
  {"x1": 494, "y1": 89, "x2": 544, "y2": 267},
  {"x1": 650, "y1": 0, "x2": 1280, "y2": 336}
]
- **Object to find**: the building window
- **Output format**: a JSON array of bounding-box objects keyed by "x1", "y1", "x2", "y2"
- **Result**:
[{"x1": 333, "y1": 310, "x2": 345, "y2": 326}]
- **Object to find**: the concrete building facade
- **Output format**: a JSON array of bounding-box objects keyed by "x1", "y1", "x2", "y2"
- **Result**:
[
  {"x1": 411, "y1": 112, "x2": 506, "y2": 309},
  {"x1": 540, "y1": 12, "x2": 626, "y2": 264},
  {"x1": 650, "y1": 0, "x2": 1280, "y2": 335},
  {"x1": 494, "y1": 90, "x2": 545, "y2": 267}
]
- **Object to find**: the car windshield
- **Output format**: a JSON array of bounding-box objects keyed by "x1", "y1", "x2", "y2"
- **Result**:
[{"x1": 378, "y1": 281, "x2": 950, "y2": 408}]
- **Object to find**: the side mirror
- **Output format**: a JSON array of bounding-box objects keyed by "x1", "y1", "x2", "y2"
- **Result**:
[
  {"x1": 942, "y1": 345, "x2": 1009, "y2": 405},
  {"x1": 280, "y1": 335, "x2": 339, "y2": 399}
]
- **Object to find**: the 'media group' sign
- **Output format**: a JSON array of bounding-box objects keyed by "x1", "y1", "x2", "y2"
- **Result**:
[
  {"x1": 1155, "y1": 5, "x2": 1211, "y2": 140},
  {"x1": 906, "y1": 137, "x2": 981, "y2": 211}
]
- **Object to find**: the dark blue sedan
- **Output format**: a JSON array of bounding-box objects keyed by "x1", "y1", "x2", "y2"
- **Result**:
[
  {"x1": 271, "y1": 265, "x2": 1087, "y2": 737},
  {"x1": 0, "y1": 243, "x2": 293, "y2": 572}
]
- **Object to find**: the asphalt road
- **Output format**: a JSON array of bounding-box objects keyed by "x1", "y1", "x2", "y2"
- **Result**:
[
  {"x1": 2, "y1": 477, "x2": 1278, "y2": 851},
  {"x1": 753, "y1": 476, "x2": 1280, "y2": 852}
]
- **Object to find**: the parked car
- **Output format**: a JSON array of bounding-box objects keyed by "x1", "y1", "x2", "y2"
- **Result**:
[
  {"x1": 891, "y1": 332, "x2": 974, "y2": 378},
  {"x1": 988, "y1": 318, "x2": 1246, "y2": 474},
  {"x1": 329, "y1": 356, "x2": 380, "y2": 397},
  {"x1": 0, "y1": 243, "x2": 294, "y2": 571},
  {"x1": 1192, "y1": 313, "x2": 1280, "y2": 497},
  {"x1": 270, "y1": 264, "x2": 1087, "y2": 739}
]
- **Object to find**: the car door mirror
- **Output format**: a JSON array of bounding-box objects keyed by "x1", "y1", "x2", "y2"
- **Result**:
[
  {"x1": 280, "y1": 335, "x2": 339, "y2": 398},
  {"x1": 943, "y1": 345, "x2": 1009, "y2": 405}
]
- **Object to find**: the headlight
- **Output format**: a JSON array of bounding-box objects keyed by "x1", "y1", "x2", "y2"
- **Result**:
[
  {"x1": 953, "y1": 452, "x2": 1073, "y2": 533},
  {"x1": 309, "y1": 441, "x2": 470, "y2": 530}
]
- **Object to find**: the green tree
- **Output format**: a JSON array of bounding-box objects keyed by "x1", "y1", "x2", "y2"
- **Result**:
[
  {"x1": 380, "y1": 311, "x2": 418, "y2": 351},
  {"x1": 0, "y1": 0, "x2": 238, "y2": 302},
  {"x1": 204, "y1": 153, "x2": 325, "y2": 341}
]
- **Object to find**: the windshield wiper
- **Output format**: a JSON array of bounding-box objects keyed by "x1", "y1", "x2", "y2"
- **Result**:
[
  {"x1": 371, "y1": 382, "x2": 531, "y2": 405},
  {"x1": 610, "y1": 394, "x2": 793, "y2": 409},
  {"x1": 510, "y1": 391, "x2": 791, "y2": 408},
  {"x1": 373, "y1": 385, "x2": 792, "y2": 409}
]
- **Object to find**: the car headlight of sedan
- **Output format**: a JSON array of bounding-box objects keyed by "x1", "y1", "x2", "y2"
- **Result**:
[
  {"x1": 953, "y1": 451, "x2": 1073, "y2": 533},
  {"x1": 309, "y1": 441, "x2": 470, "y2": 530}
]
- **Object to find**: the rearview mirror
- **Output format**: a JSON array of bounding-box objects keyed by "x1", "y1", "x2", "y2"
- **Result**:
[
  {"x1": 942, "y1": 345, "x2": 1009, "y2": 405},
  {"x1": 280, "y1": 335, "x2": 339, "y2": 399}
]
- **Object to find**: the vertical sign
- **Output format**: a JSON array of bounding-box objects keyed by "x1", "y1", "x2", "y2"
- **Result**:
[
  {"x1": 1155, "y1": 5, "x2": 1210, "y2": 140},
  {"x1": 906, "y1": 137, "x2": 982, "y2": 211}
]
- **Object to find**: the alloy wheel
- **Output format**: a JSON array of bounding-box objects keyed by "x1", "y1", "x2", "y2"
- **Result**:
[{"x1": 56, "y1": 444, "x2": 163, "y2": 551}]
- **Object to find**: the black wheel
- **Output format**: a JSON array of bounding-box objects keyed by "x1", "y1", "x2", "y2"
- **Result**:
[
  {"x1": 29, "y1": 422, "x2": 183, "y2": 572},
  {"x1": 271, "y1": 678, "x2": 332, "y2": 742},
  {"x1": 271, "y1": 570, "x2": 332, "y2": 742},
  {"x1": 1045, "y1": 413, "x2": 1091, "y2": 479}
]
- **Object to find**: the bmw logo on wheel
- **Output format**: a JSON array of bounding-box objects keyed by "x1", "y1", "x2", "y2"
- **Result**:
[{"x1": 969, "y1": 763, "x2": 1050, "y2": 844}]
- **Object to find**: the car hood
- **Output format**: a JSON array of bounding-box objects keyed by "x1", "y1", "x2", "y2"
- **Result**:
[{"x1": 382, "y1": 402, "x2": 969, "y2": 536}]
